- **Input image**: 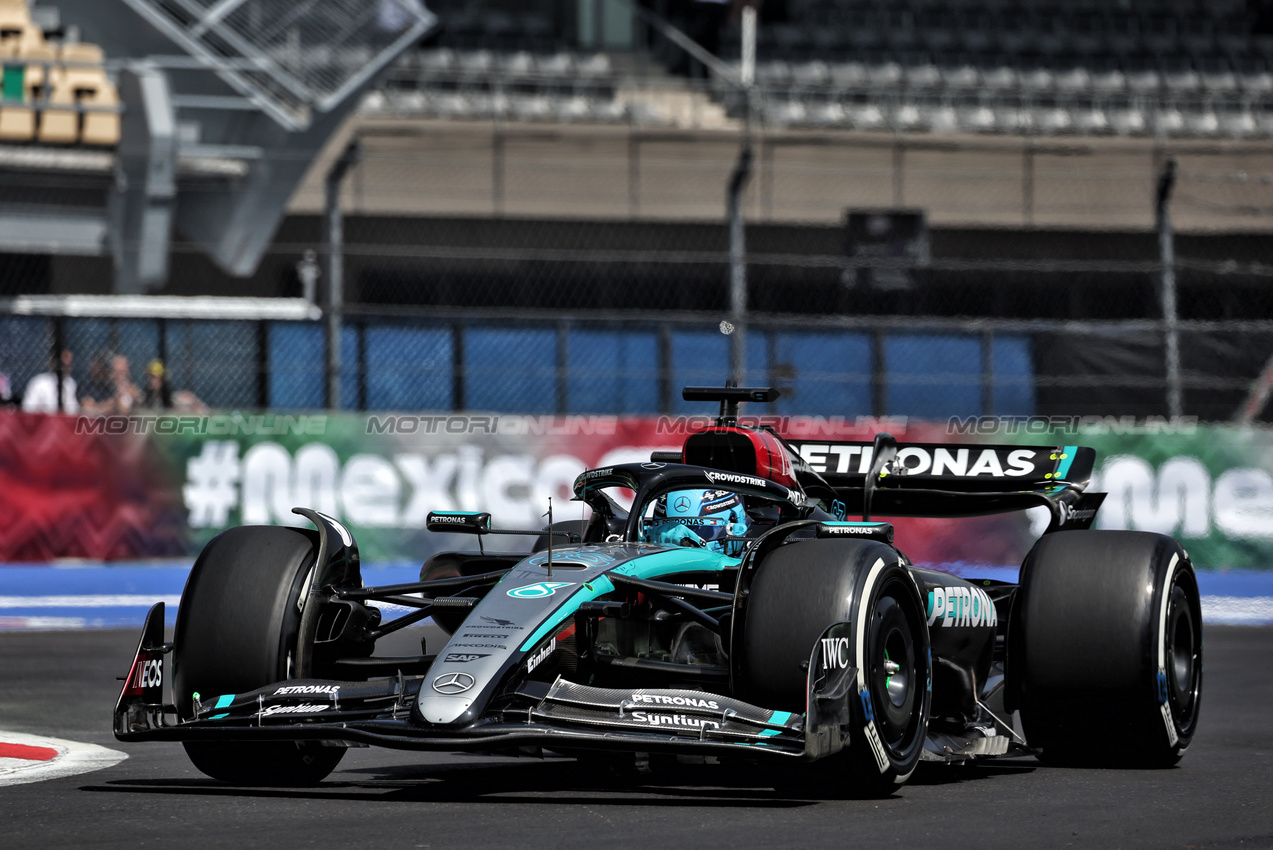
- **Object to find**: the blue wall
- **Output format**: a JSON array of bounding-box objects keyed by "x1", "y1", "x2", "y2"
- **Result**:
[{"x1": 4, "y1": 316, "x2": 1037, "y2": 418}]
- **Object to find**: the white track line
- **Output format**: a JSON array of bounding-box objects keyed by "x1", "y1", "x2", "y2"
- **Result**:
[
  {"x1": 0, "y1": 731, "x2": 127, "y2": 787},
  {"x1": 0, "y1": 595, "x2": 182, "y2": 608},
  {"x1": 0, "y1": 616, "x2": 91, "y2": 629},
  {"x1": 1201, "y1": 595, "x2": 1273, "y2": 624}
]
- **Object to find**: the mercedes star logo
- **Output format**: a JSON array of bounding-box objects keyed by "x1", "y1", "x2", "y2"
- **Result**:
[
  {"x1": 432, "y1": 671, "x2": 476, "y2": 695},
  {"x1": 674, "y1": 496, "x2": 692, "y2": 512}
]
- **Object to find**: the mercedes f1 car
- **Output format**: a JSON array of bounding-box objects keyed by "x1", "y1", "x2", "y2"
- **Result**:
[{"x1": 116, "y1": 386, "x2": 1203, "y2": 793}]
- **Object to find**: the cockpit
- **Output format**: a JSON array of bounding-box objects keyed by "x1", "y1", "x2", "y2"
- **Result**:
[{"x1": 572, "y1": 462, "x2": 833, "y2": 553}]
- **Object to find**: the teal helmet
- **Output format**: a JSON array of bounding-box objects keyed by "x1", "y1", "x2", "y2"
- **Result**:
[{"x1": 646, "y1": 488, "x2": 749, "y2": 555}]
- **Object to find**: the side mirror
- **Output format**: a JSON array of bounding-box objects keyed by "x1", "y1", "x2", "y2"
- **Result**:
[
  {"x1": 425, "y1": 512, "x2": 492, "y2": 534},
  {"x1": 816, "y1": 521, "x2": 894, "y2": 544}
]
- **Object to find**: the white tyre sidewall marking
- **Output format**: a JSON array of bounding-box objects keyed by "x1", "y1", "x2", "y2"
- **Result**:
[
  {"x1": 854, "y1": 557, "x2": 895, "y2": 778},
  {"x1": 0, "y1": 731, "x2": 127, "y2": 787},
  {"x1": 1157, "y1": 553, "x2": 1182, "y2": 750}
]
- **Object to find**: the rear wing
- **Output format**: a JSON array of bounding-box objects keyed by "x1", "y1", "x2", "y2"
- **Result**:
[{"x1": 785, "y1": 439, "x2": 1102, "y2": 526}]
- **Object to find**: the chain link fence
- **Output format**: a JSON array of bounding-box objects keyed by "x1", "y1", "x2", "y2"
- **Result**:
[
  {"x1": 4, "y1": 123, "x2": 1273, "y2": 422},
  {"x1": 0, "y1": 313, "x2": 1266, "y2": 422}
]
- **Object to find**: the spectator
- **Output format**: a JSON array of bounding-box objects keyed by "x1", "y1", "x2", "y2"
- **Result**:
[
  {"x1": 141, "y1": 359, "x2": 208, "y2": 412},
  {"x1": 21, "y1": 349, "x2": 77, "y2": 414},
  {"x1": 82, "y1": 351, "x2": 141, "y2": 415},
  {"x1": 110, "y1": 354, "x2": 142, "y2": 413},
  {"x1": 172, "y1": 385, "x2": 209, "y2": 413},
  {"x1": 140, "y1": 359, "x2": 173, "y2": 410},
  {"x1": 79, "y1": 350, "x2": 114, "y2": 415}
]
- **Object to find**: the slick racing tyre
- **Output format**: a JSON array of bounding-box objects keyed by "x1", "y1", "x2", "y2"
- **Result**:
[
  {"x1": 174, "y1": 525, "x2": 346, "y2": 785},
  {"x1": 738, "y1": 539, "x2": 931, "y2": 796},
  {"x1": 1010, "y1": 530, "x2": 1202, "y2": 767}
]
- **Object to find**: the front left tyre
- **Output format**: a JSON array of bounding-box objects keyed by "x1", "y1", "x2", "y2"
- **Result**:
[{"x1": 173, "y1": 525, "x2": 346, "y2": 785}]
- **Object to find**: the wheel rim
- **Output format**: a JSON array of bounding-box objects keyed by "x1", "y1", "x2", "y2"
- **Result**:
[
  {"x1": 1165, "y1": 579, "x2": 1201, "y2": 726},
  {"x1": 870, "y1": 586, "x2": 920, "y2": 747}
]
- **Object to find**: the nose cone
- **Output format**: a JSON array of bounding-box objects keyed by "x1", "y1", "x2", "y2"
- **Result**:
[{"x1": 414, "y1": 669, "x2": 481, "y2": 724}]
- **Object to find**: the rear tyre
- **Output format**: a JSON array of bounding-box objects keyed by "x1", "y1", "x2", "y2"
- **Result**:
[
  {"x1": 738, "y1": 539, "x2": 930, "y2": 796},
  {"x1": 174, "y1": 525, "x2": 346, "y2": 785},
  {"x1": 1011, "y1": 530, "x2": 1202, "y2": 767}
]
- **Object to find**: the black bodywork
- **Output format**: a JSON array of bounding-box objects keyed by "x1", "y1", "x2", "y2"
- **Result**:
[{"x1": 115, "y1": 386, "x2": 1126, "y2": 771}]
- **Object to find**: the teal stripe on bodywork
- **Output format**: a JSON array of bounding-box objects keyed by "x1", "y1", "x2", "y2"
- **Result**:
[
  {"x1": 519, "y1": 576, "x2": 615, "y2": 651},
  {"x1": 1055, "y1": 446, "x2": 1078, "y2": 480},
  {"x1": 759, "y1": 710, "x2": 792, "y2": 736},
  {"x1": 208, "y1": 692, "x2": 235, "y2": 719},
  {"x1": 518, "y1": 548, "x2": 737, "y2": 651}
]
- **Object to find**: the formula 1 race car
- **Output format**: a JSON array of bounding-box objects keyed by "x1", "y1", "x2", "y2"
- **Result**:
[{"x1": 115, "y1": 386, "x2": 1203, "y2": 794}]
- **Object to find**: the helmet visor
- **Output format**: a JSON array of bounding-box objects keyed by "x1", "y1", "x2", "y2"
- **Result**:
[{"x1": 643, "y1": 515, "x2": 730, "y2": 543}]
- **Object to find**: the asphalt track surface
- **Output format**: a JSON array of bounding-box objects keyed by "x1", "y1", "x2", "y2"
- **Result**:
[{"x1": 2, "y1": 626, "x2": 1272, "y2": 850}]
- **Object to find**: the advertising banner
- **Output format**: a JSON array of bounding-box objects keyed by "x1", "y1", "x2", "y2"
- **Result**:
[
  {"x1": 1002, "y1": 422, "x2": 1273, "y2": 573},
  {"x1": 1, "y1": 410, "x2": 1271, "y2": 572},
  {"x1": 0, "y1": 413, "x2": 187, "y2": 562}
]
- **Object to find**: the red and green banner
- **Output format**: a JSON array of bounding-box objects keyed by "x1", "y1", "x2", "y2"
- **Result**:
[
  {"x1": 1, "y1": 410, "x2": 1269, "y2": 570},
  {"x1": 0, "y1": 413, "x2": 187, "y2": 561}
]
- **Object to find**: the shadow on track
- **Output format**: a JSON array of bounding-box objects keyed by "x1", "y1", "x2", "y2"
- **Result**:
[
  {"x1": 80, "y1": 759, "x2": 828, "y2": 808},
  {"x1": 908, "y1": 760, "x2": 1037, "y2": 786},
  {"x1": 80, "y1": 754, "x2": 1042, "y2": 806}
]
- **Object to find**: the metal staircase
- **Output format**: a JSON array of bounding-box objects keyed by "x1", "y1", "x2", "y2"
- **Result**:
[
  {"x1": 0, "y1": 0, "x2": 435, "y2": 292},
  {"x1": 117, "y1": 0, "x2": 433, "y2": 131}
]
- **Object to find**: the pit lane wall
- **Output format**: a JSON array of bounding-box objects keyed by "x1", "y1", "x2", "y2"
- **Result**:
[{"x1": 0, "y1": 410, "x2": 1270, "y2": 571}]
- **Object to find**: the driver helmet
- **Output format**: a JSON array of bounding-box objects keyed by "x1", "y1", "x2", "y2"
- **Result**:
[{"x1": 647, "y1": 488, "x2": 749, "y2": 555}]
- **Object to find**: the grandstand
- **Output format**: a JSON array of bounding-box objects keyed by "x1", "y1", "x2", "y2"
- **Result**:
[
  {"x1": 364, "y1": 0, "x2": 1273, "y2": 139},
  {"x1": 2, "y1": 0, "x2": 1273, "y2": 421},
  {"x1": 0, "y1": 5, "x2": 120, "y2": 147},
  {"x1": 0, "y1": 0, "x2": 433, "y2": 293},
  {"x1": 728, "y1": 0, "x2": 1273, "y2": 136}
]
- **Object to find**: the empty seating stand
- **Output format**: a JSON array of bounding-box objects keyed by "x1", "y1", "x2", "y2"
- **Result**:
[
  {"x1": 713, "y1": 0, "x2": 1273, "y2": 138},
  {"x1": 366, "y1": 0, "x2": 1273, "y2": 137},
  {"x1": 0, "y1": 0, "x2": 119, "y2": 146},
  {"x1": 371, "y1": 48, "x2": 625, "y2": 123}
]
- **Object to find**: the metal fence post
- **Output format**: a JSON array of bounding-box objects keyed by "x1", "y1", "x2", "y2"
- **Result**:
[
  {"x1": 1157, "y1": 157, "x2": 1181, "y2": 419},
  {"x1": 325, "y1": 139, "x2": 361, "y2": 411},
  {"x1": 728, "y1": 5, "x2": 757, "y2": 386},
  {"x1": 53, "y1": 316, "x2": 65, "y2": 414},
  {"x1": 981, "y1": 328, "x2": 995, "y2": 417},
  {"x1": 727, "y1": 144, "x2": 752, "y2": 386}
]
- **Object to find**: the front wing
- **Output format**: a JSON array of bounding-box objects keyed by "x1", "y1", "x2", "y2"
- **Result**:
[
  {"x1": 116, "y1": 604, "x2": 852, "y2": 761},
  {"x1": 116, "y1": 603, "x2": 1027, "y2": 764}
]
